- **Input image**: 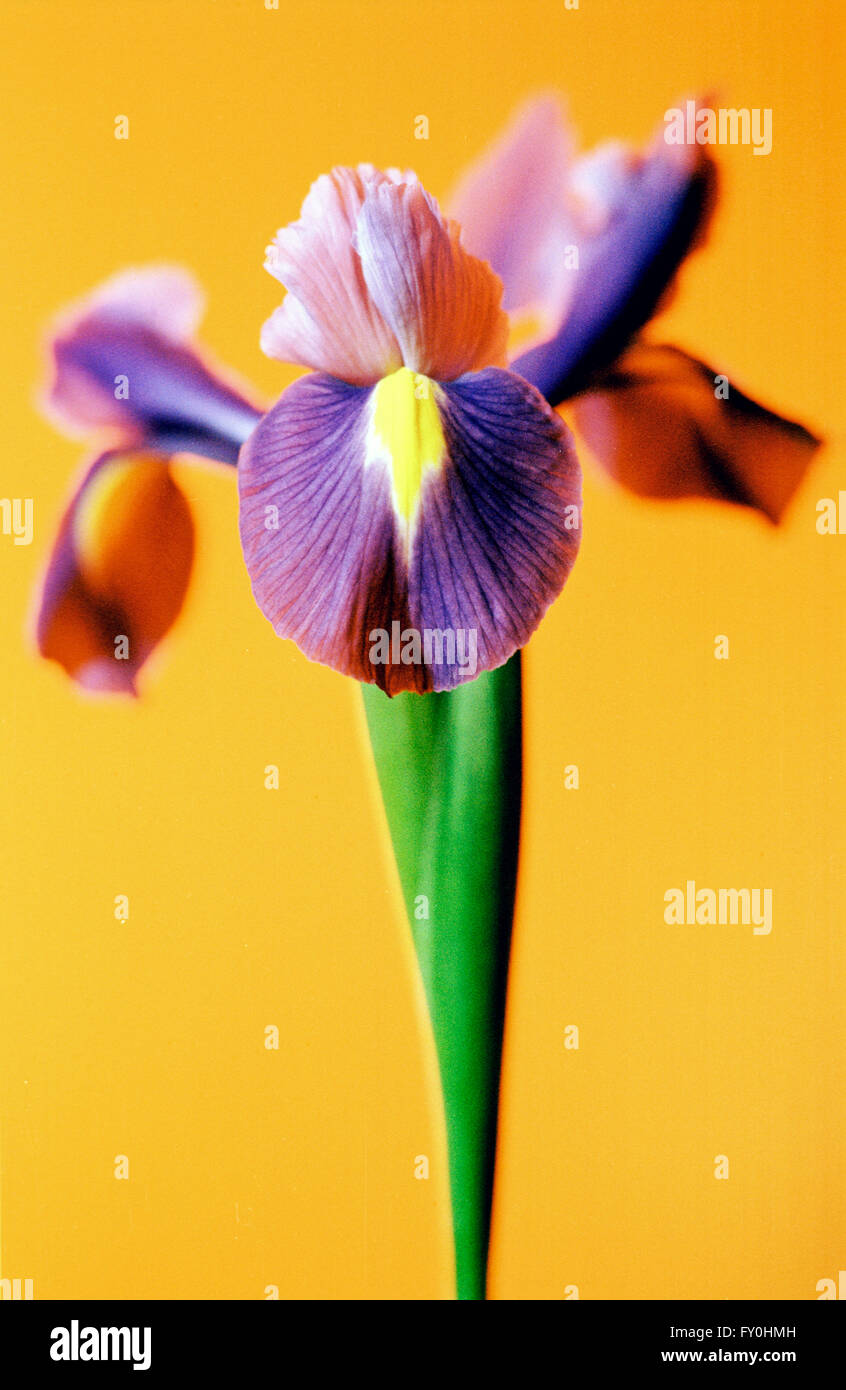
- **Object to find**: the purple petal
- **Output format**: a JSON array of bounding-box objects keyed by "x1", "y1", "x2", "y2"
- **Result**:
[
  {"x1": 65, "y1": 266, "x2": 206, "y2": 341},
  {"x1": 411, "y1": 369, "x2": 582, "y2": 686},
  {"x1": 238, "y1": 375, "x2": 414, "y2": 689},
  {"x1": 238, "y1": 367, "x2": 580, "y2": 694},
  {"x1": 513, "y1": 116, "x2": 716, "y2": 403},
  {"x1": 43, "y1": 267, "x2": 262, "y2": 463}
]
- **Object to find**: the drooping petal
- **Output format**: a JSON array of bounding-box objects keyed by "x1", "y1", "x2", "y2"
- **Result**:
[
  {"x1": 35, "y1": 451, "x2": 195, "y2": 692},
  {"x1": 261, "y1": 166, "x2": 406, "y2": 385},
  {"x1": 447, "y1": 95, "x2": 577, "y2": 326},
  {"x1": 409, "y1": 369, "x2": 581, "y2": 683},
  {"x1": 238, "y1": 366, "x2": 580, "y2": 695},
  {"x1": 572, "y1": 343, "x2": 821, "y2": 522},
  {"x1": 512, "y1": 101, "x2": 717, "y2": 404},
  {"x1": 43, "y1": 266, "x2": 263, "y2": 463},
  {"x1": 355, "y1": 180, "x2": 509, "y2": 382}
]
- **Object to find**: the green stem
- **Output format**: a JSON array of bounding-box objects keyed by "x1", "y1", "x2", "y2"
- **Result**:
[{"x1": 362, "y1": 654, "x2": 522, "y2": 1299}]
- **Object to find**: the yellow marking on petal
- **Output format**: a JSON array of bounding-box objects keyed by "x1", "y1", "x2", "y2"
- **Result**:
[
  {"x1": 370, "y1": 367, "x2": 445, "y2": 522},
  {"x1": 74, "y1": 455, "x2": 168, "y2": 594},
  {"x1": 71, "y1": 453, "x2": 194, "y2": 649}
]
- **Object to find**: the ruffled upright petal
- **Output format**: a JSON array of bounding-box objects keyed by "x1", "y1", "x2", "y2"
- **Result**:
[
  {"x1": 261, "y1": 166, "x2": 405, "y2": 384},
  {"x1": 238, "y1": 366, "x2": 580, "y2": 694},
  {"x1": 43, "y1": 266, "x2": 262, "y2": 462},
  {"x1": 355, "y1": 180, "x2": 509, "y2": 381},
  {"x1": 35, "y1": 451, "x2": 195, "y2": 693}
]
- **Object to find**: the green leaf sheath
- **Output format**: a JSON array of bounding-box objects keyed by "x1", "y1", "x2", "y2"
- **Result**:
[{"x1": 361, "y1": 654, "x2": 522, "y2": 1300}]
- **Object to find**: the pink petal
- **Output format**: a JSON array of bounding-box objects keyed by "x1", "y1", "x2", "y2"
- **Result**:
[
  {"x1": 238, "y1": 366, "x2": 580, "y2": 694},
  {"x1": 261, "y1": 166, "x2": 405, "y2": 385},
  {"x1": 355, "y1": 180, "x2": 508, "y2": 382},
  {"x1": 447, "y1": 95, "x2": 577, "y2": 323},
  {"x1": 53, "y1": 265, "x2": 204, "y2": 344}
]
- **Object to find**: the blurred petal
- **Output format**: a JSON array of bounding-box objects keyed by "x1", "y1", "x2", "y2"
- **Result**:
[
  {"x1": 567, "y1": 140, "x2": 642, "y2": 233},
  {"x1": 572, "y1": 342, "x2": 822, "y2": 522},
  {"x1": 64, "y1": 265, "x2": 206, "y2": 341},
  {"x1": 447, "y1": 95, "x2": 577, "y2": 324},
  {"x1": 238, "y1": 366, "x2": 579, "y2": 694},
  {"x1": 43, "y1": 266, "x2": 262, "y2": 462},
  {"x1": 262, "y1": 166, "x2": 405, "y2": 385},
  {"x1": 355, "y1": 180, "x2": 508, "y2": 381},
  {"x1": 35, "y1": 451, "x2": 195, "y2": 692},
  {"x1": 513, "y1": 101, "x2": 717, "y2": 404}
]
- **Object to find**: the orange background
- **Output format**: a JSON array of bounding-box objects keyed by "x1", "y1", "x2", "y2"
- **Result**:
[{"x1": 1, "y1": 0, "x2": 844, "y2": 1299}]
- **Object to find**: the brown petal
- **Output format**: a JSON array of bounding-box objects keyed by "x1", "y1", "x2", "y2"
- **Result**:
[{"x1": 572, "y1": 342, "x2": 822, "y2": 523}]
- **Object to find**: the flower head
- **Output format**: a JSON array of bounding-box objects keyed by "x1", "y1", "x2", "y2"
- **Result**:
[
  {"x1": 239, "y1": 167, "x2": 582, "y2": 695},
  {"x1": 35, "y1": 267, "x2": 262, "y2": 693}
]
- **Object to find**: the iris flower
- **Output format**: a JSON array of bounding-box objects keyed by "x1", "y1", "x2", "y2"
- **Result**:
[
  {"x1": 33, "y1": 96, "x2": 820, "y2": 696},
  {"x1": 29, "y1": 92, "x2": 825, "y2": 1303},
  {"x1": 35, "y1": 267, "x2": 261, "y2": 692},
  {"x1": 238, "y1": 166, "x2": 582, "y2": 695}
]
